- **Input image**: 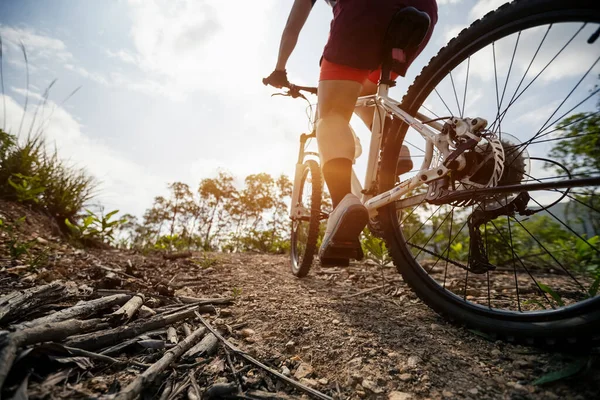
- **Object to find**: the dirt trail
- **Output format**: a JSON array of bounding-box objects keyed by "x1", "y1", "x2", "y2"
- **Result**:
[{"x1": 176, "y1": 253, "x2": 599, "y2": 400}]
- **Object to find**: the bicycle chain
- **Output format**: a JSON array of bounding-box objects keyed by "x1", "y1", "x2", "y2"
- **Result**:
[{"x1": 406, "y1": 241, "x2": 471, "y2": 272}]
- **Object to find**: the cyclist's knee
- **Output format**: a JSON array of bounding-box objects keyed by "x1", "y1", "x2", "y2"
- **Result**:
[{"x1": 316, "y1": 114, "x2": 355, "y2": 164}]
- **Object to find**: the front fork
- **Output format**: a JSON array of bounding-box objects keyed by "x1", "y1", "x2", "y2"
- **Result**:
[{"x1": 290, "y1": 132, "x2": 317, "y2": 220}]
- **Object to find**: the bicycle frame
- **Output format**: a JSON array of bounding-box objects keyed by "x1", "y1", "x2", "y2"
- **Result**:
[{"x1": 291, "y1": 81, "x2": 449, "y2": 220}]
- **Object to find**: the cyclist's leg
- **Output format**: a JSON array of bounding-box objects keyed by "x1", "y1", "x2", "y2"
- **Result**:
[
  {"x1": 317, "y1": 59, "x2": 369, "y2": 261},
  {"x1": 317, "y1": 59, "x2": 365, "y2": 208}
]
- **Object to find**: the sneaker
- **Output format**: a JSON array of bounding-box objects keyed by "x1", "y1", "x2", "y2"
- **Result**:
[
  {"x1": 319, "y1": 193, "x2": 368, "y2": 262},
  {"x1": 397, "y1": 145, "x2": 413, "y2": 176}
]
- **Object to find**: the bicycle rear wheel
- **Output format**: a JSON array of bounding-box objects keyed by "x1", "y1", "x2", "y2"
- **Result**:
[
  {"x1": 379, "y1": 0, "x2": 600, "y2": 346},
  {"x1": 290, "y1": 160, "x2": 322, "y2": 277}
]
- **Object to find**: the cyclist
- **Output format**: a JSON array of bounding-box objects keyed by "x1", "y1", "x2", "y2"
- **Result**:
[{"x1": 264, "y1": 0, "x2": 437, "y2": 263}]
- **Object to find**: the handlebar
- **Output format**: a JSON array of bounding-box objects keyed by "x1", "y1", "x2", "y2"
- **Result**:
[{"x1": 262, "y1": 78, "x2": 318, "y2": 98}]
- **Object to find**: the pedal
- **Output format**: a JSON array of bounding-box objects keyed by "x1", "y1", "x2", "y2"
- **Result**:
[{"x1": 320, "y1": 240, "x2": 364, "y2": 261}]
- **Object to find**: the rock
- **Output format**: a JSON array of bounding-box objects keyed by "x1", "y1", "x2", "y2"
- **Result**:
[
  {"x1": 468, "y1": 388, "x2": 479, "y2": 395},
  {"x1": 285, "y1": 340, "x2": 295, "y2": 352},
  {"x1": 318, "y1": 378, "x2": 329, "y2": 385},
  {"x1": 491, "y1": 349, "x2": 502, "y2": 357},
  {"x1": 244, "y1": 337, "x2": 257, "y2": 343},
  {"x1": 399, "y1": 373, "x2": 412, "y2": 382},
  {"x1": 442, "y1": 390, "x2": 454, "y2": 398},
  {"x1": 219, "y1": 308, "x2": 232, "y2": 317},
  {"x1": 348, "y1": 372, "x2": 363, "y2": 386},
  {"x1": 300, "y1": 378, "x2": 319, "y2": 387},
  {"x1": 389, "y1": 392, "x2": 413, "y2": 400},
  {"x1": 387, "y1": 352, "x2": 397, "y2": 358},
  {"x1": 407, "y1": 356, "x2": 421, "y2": 368},
  {"x1": 36, "y1": 237, "x2": 48, "y2": 245},
  {"x1": 368, "y1": 349, "x2": 377, "y2": 357},
  {"x1": 281, "y1": 366, "x2": 291, "y2": 376},
  {"x1": 430, "y1": 323, "x2": 442, "y2": 331},
  {"x1": 332, "y1": 319, "x2": 340, "y2": 324},
  {"x1": 512, "y1": 359, "x2": 532, "y2": 369},
  {"x1": 240, "y1": 328, "x2": 255, "y2": 338},
  {"x1": 294, "y1": 362, "x2": 314, "y2": 379},
  {"x1": 362, "y1": 379, "x2": 384, "y2": 394}
]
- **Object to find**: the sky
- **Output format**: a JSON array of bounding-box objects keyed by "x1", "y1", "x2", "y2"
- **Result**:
[{"x1": 0, "y1": 0, "x2": 597, "y2": 218}]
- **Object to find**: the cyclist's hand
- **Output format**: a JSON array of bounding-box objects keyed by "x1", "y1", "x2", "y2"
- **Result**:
[{"x1": 263, "y1": 69, "x2": 290, "y2": 89}]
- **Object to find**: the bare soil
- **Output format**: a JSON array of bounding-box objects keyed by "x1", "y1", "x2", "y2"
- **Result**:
[{"x1": 0, "y1": 201, "x2": 599, "y2": 399}]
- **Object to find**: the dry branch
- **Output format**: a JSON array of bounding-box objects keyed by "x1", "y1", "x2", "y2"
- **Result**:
[
  {"x1": 167, "y1": 327, "x2": 178, "y2": 344},
  {"x1": 163, "y1": 251, "x2": 192, "y2": 260},
  {"x1": 178, "y1": 296, "x2": 233, "y2": 306},
  {"x1": 0, "y1": 318, "x2": 108, "y2": 390},
  {"x1": 195, "y1": 312, "x2": 333, "y2": 400},
  {"x1": 111, "y1": 293, "x2": 145, "y2": 322},
  {"x1": 340, "y1": 284, "x2": 387, "y2": 299},
  {"x1": 182, "y1": 332, "x2": 218, "y2": 359},
  {"x1": 12, "y1": 294, "x2": 131, "y2": 330},
  {"x1": 0, "y1": 281, "x2": 65, "y2": 323},
  {"x1": 111, "y1": 327, "x2": 207, "y2": 400},
  {"x1": 65, "y1": 306, "x2": 210, "y2": 351}
]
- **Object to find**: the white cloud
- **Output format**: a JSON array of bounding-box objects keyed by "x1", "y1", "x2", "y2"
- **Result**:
[
  {"x1": 106, "y1": 49, "x2": 137, "y2": 64},
  {"x1": 64, "y1": 64, "x2": 109, "y2": 86},
  {"x1": 0, "y1": 25, "x2": 72, "y2": 62},
  {"x1": 10, "y1": 87, "x2": 44, "y2": 102},
  {"x1": 470, "y1": 0, "x2": 509, "y2": 20},
  {"x1": 438, "y1": 0, "x2": 463, "y2": 4},
  {"x1": 0, "y1": 94, "x2": 165, "y2": 216}
]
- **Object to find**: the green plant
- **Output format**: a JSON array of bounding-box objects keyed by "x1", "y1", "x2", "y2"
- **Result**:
[
  {"x1": 65, "y1": 209, "x2": 127, "y2": 245},
  {"x1": 192, "y1": 253, "x2": 219, "y2": 269},
  {"x1": 361, "y1": 229, "x2": 392, "y2": 267},
  {"x1": 8, "y1": 173, "x2": 45, "y2": 203},
  {"x1": 232, "y1": 287, "x2": 242, "y2": 298}
]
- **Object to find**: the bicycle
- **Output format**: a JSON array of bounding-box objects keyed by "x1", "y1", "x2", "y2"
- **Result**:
[{"x1": 266, "y1": 0, "x2": 600, "y2": 346}]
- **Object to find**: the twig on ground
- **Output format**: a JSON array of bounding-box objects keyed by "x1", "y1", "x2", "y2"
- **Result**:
[
  {"x1": 111, "y1": 293, "x2": 145, "y2": 322},
  {"x1": 224, "y1": 347, "x2": 243, "y2": 393},
  {"x1": 11, "y1": 293, "x2": 131, "y2": 330},
  {"x1": 195, "y1": 311, "x2": 333, "y2": 400},
  {"x1": 0, "y1": 281, "x2": 65, "y2": 323},
  {"x1": 65, "y1": 306, "x2": 206, "y2": 350},
  {"x1": 340, "y1": 284, "x2": 387, "y2": 299},
  {"x1": 110, "y1": 327, "x2": 207, "y2": 400}
]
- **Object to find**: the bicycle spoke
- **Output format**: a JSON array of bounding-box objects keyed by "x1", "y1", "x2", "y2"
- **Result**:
[
  {"x1": 434, "y1": 88, "x2": 455, "y2": 117},
  {"x1": 449, "y1": 71, "x2": 463, "y2": 117},
  {"x1": 489, "y1": 23, "x2": 585, "y2": 132},
  {"x1": 461, "y1": 57, "x2": 470, "y2": 120}
]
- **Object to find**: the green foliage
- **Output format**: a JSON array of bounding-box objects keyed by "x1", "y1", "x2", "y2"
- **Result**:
[
  {"x1": 538, "y1": 283, "x2": 565, "y2": 307},
  {"x1": 8, "y1": 173, "x2": 45, "y2": 203},
  {"x1": 231, "y1": 287, "x2": 242, "y2": 298},
  {"x1": 66, "y1": 208, "x2": 126, "y2": 245},
  {"x1": 127, "y1": 171, "x2": 293, "y2": 254},
  {"x1": 532, "y1": 356, "x2": 590, "y2": 385},
  {"x1": 0, "y1": 129, "x2": 95, "y2": 229},
  {"x1": 361, "y1": 229, "x2": 392, "y2": 267}
]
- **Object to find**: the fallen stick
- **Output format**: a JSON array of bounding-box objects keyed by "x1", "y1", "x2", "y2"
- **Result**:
[
  {"x1": 188, "y1": 371, "x2": 202, "y2": 399},
  {"x1": 167, "y1": 326, "x2": 178, "y2": 344},
  {"x1": 99, "y1": 329, "x2": 166, "y2": 355},
  {"x1": 163, "y1": 251, "x2": 192, "y2": 260},
  {"x1": 195, "y1": 312, "x2": 333, "y2": 400},
  {"x1": 0, "y1": 281, "x2": 65, "y2": 323},
  {"x1": 245, "y1": 390, "x2": 301, "y2": 399},
  {"x1": 0, "y1": 318, "x2": 108, "y2": 390},
  {"x1": 111, "y1": 293, "x2": 145, "y2": 322},
  {"x1": 340, "y1": 284, "x2": 387, "y2": 299},
  {"x1": 111, "y1": 327, "x2": 207, "y2": 400},
  {"x1": 12, "y1": 294, "x2": 131, "y2": 330},
  {"x1": 177, "y1": 296, "x2": 233, "y2": 306},
  {"x1": 182, "y1": 332, "x2": 217, "y2": 359},
  {"x1": 224, "y1": 348, "x2": 242, "y2": 393},
  {"x1": 65, "y1": 306, "x2": 209, "y2": 351}
]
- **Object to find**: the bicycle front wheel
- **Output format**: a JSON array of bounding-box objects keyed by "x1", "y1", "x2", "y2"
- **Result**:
[
  {"x1": 290, "y1": 160, "x2": 322, "y2": 278},
  {"x1": 379, "y1": 0, "x2": 600, "y2": 346}
]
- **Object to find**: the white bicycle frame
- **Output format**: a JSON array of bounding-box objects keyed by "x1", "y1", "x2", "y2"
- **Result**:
[{"x1": 291, "y1": 81, "x2": 451, "y2": 221}]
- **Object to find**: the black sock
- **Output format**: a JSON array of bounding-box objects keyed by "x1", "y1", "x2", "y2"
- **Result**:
[{"x1": 322, "y1": 158, "x2": 352, "y2": 209}]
